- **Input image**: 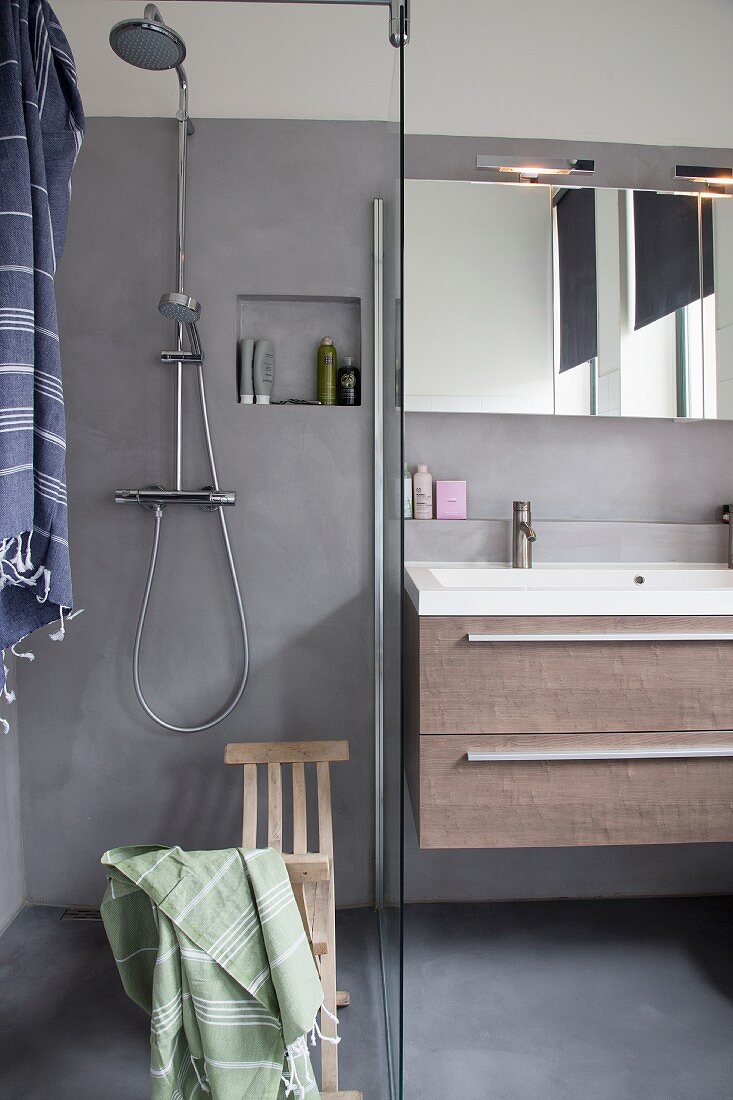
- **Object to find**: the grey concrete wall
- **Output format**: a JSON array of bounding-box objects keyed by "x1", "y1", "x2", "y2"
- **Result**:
[
  {"x1": 406, "y1": 412, "x2": 733, "y2": 525},
  {"x1": 0, "y1": 679, "x2": 23, "y2": 932},
  {"x1": 404, "y1": 411, "x2": 733, "y2": 900},
  {"x1": 18, "y1": 118, "x2": 392, "y2": 908},
  {"x1": 405, "y1": 518, "x2": 728, "y2": 565}
]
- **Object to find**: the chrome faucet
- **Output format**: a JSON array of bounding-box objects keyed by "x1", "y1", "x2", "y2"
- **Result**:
[
  {"x1": 723, "y1": 505, "x2": 733, "y2": 568},
  {"x1": 512, "y1": 501, "x2": 537, "y2": 569}
]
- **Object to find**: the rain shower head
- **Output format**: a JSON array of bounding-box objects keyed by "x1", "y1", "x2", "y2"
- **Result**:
[
  {"x1": 158, "y1": 292, "x2": 201, "y2": 325},
  {"x1": 109, "y1": 4, "x2": 186, "y2": 71}
]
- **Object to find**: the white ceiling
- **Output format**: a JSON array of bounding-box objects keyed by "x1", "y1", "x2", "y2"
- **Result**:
[
  {"x1": 54, "y1": 0, "x2": 733, "y2": 149},
  {"x1": 53, "y1": 1, "x2": 397, "y2": 121},
  {"x1": 406, "y1": 0, "x2": 733, "y2": 148}
]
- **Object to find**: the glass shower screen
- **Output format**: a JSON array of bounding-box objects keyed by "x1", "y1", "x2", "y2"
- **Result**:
[{"x1": 376, "y1": 33, "x2": 404, "y2": 1100}]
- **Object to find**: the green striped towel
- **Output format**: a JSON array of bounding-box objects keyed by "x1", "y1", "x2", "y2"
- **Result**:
[{"x1": 101, "y1": 845, "x2": 330, "y2": 1099}]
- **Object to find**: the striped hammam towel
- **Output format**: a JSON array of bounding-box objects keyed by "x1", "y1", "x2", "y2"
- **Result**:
[
  {"x1": 0, "y1": 0, "x2": 84, "y2": 687},
  {"x1": 102, "y1": 845, "x2": 329, "y2": 1100}
]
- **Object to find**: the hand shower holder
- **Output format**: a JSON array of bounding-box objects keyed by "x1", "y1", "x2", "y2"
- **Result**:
[
  {"x1": 115, "y1": 487, "x2": 236, "y2": 509},
  {"x1": 160, "y1": 350, "x2": 203, "y2": 365}
]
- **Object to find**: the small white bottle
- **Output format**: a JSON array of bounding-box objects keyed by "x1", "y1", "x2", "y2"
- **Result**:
[
  {"x1": 403, "y1": 464, "x2": 413, "y2": 519},
  {"x1": 239, "y1": 339, "x2": 255, "y2": 404},
  {"x1": 413, "y1": 464, "x2": 433, "y2": 520}
]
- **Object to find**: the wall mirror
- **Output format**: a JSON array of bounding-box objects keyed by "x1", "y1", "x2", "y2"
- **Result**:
[{"x1": 404, "y1": 176, "x2": 733, "y2": 418}]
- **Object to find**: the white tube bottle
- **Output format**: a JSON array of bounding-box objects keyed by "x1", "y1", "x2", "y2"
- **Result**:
[
  {"x1": 253, "y1": 339, "x2": 275, "y2": 404},
  {"x1": 413, "y1": 464, "x2": 433, "y2": 520},
  {"x1": 239, "y1": 338, "x2": 255, "y2": 403}
]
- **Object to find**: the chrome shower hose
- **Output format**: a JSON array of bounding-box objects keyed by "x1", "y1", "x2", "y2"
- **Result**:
[{"x1": 132, "y1": 362, "x2": 249, "y2": 732}]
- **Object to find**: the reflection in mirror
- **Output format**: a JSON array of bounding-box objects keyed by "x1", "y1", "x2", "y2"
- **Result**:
[
  {"x1": 709, "y1": 197, "x2": 733, "y2": 416},
  {"x1": 553, "y1": 187, "x2": 598, "y2": 415},
  {"x1": 624, "y1": 191, "x2": 713, "y2": 418},
  {"x1": 404, "y1": 179, "x2": 553, "y2": 414},
  {"x1": 404, "y1": 177, "x2": 731, "y2": 419}
]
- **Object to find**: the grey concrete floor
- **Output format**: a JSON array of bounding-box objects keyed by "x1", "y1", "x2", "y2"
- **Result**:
[
  {"x1": 404, "y1": 896, "x2": 733, "y2": 1100},
  {"x1": 0, "y1": 905, "x2": 388, "y2": 1099},
  {"x1": 3, "y1": 897, "x2": 732, "y2": 1099}
]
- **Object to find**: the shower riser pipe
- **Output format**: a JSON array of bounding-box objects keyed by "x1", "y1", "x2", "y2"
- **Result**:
[{"x1": 174, "y1": 70, "x2": 188, "y2": 492}]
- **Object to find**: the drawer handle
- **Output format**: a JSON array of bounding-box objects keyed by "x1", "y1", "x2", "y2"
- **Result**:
[
  {"x1": 466, "y1": 747, "x2": 733, "y2": 762},
  {"x1": 466, "y1": 633, "x2": 733, "y2": 644}
]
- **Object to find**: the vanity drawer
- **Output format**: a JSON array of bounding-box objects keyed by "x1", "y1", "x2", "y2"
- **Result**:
[
  {"x1": 416, "y1": 614, "x2": 733, "y2": 734},
  {"x1": 415, "y1": 732, "x2": 733, "y2": 848}
]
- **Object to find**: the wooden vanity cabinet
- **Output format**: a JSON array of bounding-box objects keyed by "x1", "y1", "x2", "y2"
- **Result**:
[{"x1": 404, "y1": 600, "x2": 733, "y2": 849}]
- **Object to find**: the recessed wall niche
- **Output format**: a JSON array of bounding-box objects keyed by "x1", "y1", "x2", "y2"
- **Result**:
[{"x1": 236, "y1": 294, "x2": 362, "y2": 404}]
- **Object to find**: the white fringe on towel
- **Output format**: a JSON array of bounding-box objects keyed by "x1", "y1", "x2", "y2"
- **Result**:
[
  {"x1": 282, "y1": 1002, "x2": 340, "y2": 1099},
  {"x1": 0, "y1": 532, "x2": 50, "y2": 603},
  {"x1": 0, "y1": 532, "x2": 84, "y2": 733}
]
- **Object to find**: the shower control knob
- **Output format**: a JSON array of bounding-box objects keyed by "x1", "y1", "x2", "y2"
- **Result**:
[{"x1": 210, "y1": 491, "x2": 236, "y2": 507}]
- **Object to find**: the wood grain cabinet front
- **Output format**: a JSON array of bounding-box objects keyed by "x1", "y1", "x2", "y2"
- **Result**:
[
  {"x1": 414, "y1": 732, "x2": 733, "y2": 849},
  {"x1": 403, "y1": 599, "x2": 733, "y2": 849},
  {"x1": 414, "y1": 612, "x2": 733, "y2": 734}
]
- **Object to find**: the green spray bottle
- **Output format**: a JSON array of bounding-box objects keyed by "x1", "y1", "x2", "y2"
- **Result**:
[{"x1": 317, "y1": 337, "x2": 337, "y2": 405}]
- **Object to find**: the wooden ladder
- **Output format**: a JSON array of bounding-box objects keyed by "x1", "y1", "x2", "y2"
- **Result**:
[{"x1": 225, "y1": 739, "x2": 362, "y2": 1100}]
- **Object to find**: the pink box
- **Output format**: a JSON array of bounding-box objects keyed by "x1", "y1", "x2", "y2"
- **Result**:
[{"x1": 435, "y1": 480, "x2": 467, "y2": 520}]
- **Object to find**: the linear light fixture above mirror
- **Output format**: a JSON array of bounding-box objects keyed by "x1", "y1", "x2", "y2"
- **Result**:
[
  {"x1": 476, "y1": 156, "x2": 595, "y2": 183},
  {"x1": 674, "y1": 164, "x2": 733, "y2": 193}
]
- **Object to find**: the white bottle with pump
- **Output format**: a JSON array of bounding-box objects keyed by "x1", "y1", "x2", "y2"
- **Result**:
[{"x1": 413, "y1": 464, "x2": 433, "y2": 519}]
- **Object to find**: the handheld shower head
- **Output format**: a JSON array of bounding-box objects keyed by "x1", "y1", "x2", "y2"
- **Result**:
[
  {"x1": 158, "y1": 292, "x2": 201, "y2": 325},
  {"x1": 158, "y1": 293, "x2": 203, "y2": 360},
  {"x1": 109, "y1": 4, "x2": 186, "y2": 71}
]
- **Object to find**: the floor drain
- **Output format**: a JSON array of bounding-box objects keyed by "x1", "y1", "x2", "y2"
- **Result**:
[{"x1": 60, "y1": 907, "x2": 102, "y2": 922}]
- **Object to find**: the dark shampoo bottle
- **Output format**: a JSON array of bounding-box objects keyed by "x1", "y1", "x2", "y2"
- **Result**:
[{"x1": 337, "y1": 356, "x2": 361, "y2": 406}]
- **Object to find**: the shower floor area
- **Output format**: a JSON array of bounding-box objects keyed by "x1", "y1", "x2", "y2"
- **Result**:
[
  {"x1": 0, "y1": 904, "x2": 388, "y2": 1099},
  {"x1": 2, "y1": 896, "x2": 732, "y2": 1098}
]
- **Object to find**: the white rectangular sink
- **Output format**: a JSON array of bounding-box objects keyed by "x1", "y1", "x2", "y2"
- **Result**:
[{"x1": 404, "y1": 562, "x2": 733, "y2": 617}]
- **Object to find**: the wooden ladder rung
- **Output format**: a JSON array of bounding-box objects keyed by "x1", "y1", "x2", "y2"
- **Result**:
[
  {"x1": 321, "y1": 1093, "x2": 363, "y2": 1100},
  {"x1": 267, "y1": 763, "x2": 282, "y2": 851},
  {"x1": 282, "y1": 853, "x2": 331, "y2": 882},
  {"x1": 336, "y1": 990, "x2": 350, "y2": 1007}
]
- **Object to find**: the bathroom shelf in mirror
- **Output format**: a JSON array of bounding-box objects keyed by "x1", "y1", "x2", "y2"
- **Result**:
[{"x1": 235, "y1": 294, "x2": 362, "y2": 406}]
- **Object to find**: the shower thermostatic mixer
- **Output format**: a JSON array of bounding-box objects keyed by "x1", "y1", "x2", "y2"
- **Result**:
[{"x1": 115, "y1": 488, "x2": 236, "y2": 509}]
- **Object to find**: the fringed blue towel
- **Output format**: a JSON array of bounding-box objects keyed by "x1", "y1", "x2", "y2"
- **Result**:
[{"x1": 0, "y1": 0, "x2": 84, "y2": 689}]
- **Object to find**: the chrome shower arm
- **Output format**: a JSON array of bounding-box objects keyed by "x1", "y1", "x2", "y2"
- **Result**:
[{"x1": 176, "y1": 66, "x2": 195, "y2": 136}]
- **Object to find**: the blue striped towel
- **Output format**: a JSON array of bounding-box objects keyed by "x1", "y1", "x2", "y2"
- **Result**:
[{"x1": 0, "y1": 0, "x2": 84, "y2": 688}]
